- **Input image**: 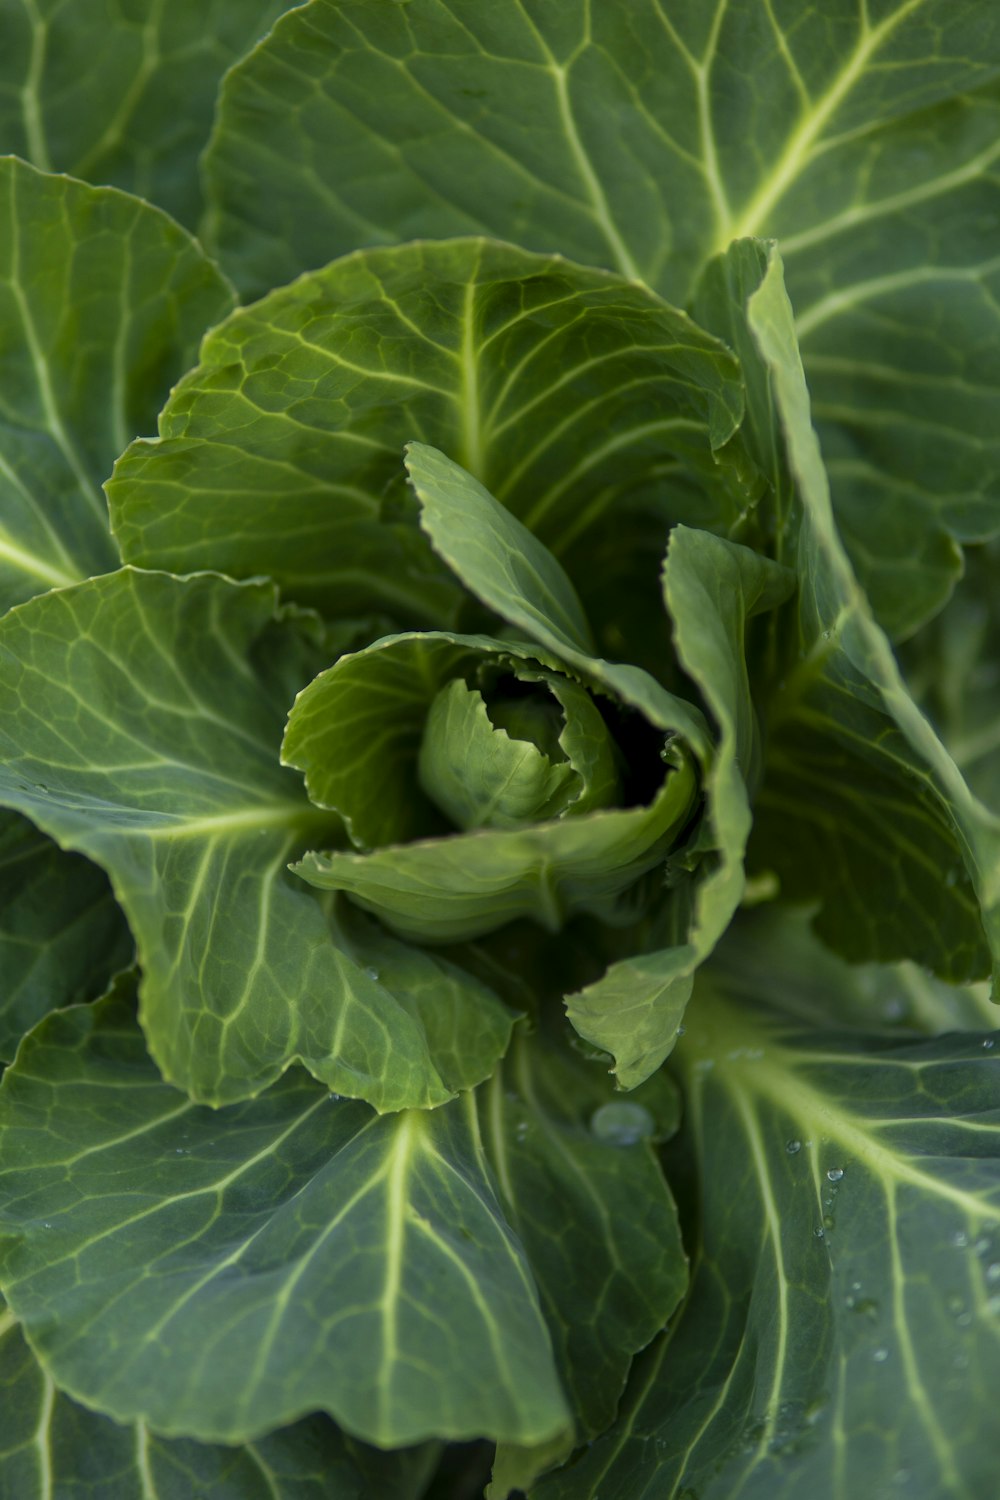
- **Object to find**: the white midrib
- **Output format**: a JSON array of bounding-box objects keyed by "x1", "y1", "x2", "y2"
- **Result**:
[
  {"x1": 721, "y1": 0, "x2": 929, "y2": 246},
  {"x1": 136, "y1": 803, "x2": 333, "y2": 841},
  {"x1": 459, "y1": 275, "x2": 484, "y2": 475},
  {"x1": 0, "y1": 530, "x2": 78, "y2": 590}
]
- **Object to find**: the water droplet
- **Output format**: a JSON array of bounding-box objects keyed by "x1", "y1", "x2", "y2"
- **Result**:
[
  {"x1": 987, "y1": 1263, "x2": 1000, "y2": 1284},
  {"x1": 983, "y1": 1038, "x2": 995, "y2": 1051},
  {"x1": 785, "y1": 1139, "x2": 802, "y2": 1155},
  {"x1": 823, "y1": 1214, "x2": 836, "y2": 1231},
  {"x1": 814, "y1": 1226, "x2": 825, "y2": 1239},
  {"x1": 675, "y1": 1025, "x2": 686, "y2": 1036},
  {"x1": 327, "y1": 1092, "x2": 341, "y2": 1102},
  {"x1": 827, "y1": 1167, "x2": 844, "y2": 1183},
  {"x1": 946, "y1": 1294, "x2": 965, "y2": 1317},
  {"x1": 851, "y1": 1280, "x2": 862, "y2": 1292},
  {"x1": 952, "y1": 1231, "x2": 969, "y2": 1248},
  {"x1": 174, "y1": 1147, "x2": 188, "y2": 1155},
  {"x1": 873, "y1": 1347, "x2": 889, "y2": 1363},
  {"x1": 363, "y1": 966, "x2": 380, "y2": 982},
  {"x1": 881, "y1": 997, "x2": 908, "y2": 1023},
  {"x1": 514, "y1": 1122, "x2": 529, "y2": 1143},
  {"x1": 590, "y1": 1101, "x2": 655, "y2": 1147},
  {"x1": 973, "y1": 1237, "x2": 991, "y2": 1255},
  {"x1": 850, "y1": 1298, "x2": 879, "y2": 1321},
  {"x1": 42, "y1": 1222, "x2": 52, "y2": 1230}
]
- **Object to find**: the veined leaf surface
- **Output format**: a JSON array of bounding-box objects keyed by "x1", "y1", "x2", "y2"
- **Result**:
[
  {"x1": 0, "y1": 1, "x2": 297, "y2": 227},
  {"x1": 107, "y1": 239, "x2": 747, "y2": 634},
  {"x1": 204, "y1": 0, "x2": 1000, "y2": 633},
  {"x1": 536, "y1": 984, "x2": 1000, "y2": 1500},
  {"x1": 0, "y1": 158, "x2": 233, "y2": 614},
  {"x1": 0, "y1": 1297, "x2": 434, "y2": 1500},
  {"x1": 0, "y1": 568, "x2": 514, "y2": 1108},
  {"x1": 0, "y1": 996, "x2": 569, "y2": 1450}
]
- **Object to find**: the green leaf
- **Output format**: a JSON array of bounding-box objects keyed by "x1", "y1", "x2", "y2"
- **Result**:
[
  {"x1": 0, "y1": 158, "x2": 233, "y2": 615},
  {"x1": 203, "y1": 0, "x2": 1000, "y2": 633},
  {"x1": 0, "y1": 814, "x2": 132, "y2": 1061},
  {"x1": 406, "y1": 441, "x2": 595, "y2": 657},
  {"x1": 903, "y1": 538, "x2": 1000, "y2": 812},
  {"x1": 740, "y1": 243, "x2": 1000, "y2": 984},
  {"x1": 107, "y1": 238, "x2": 747, "y2": 632},
  {"x1": 567, "y1": 526, "x2": 794, "y2": 1087},
  {"x1": 0, "y1": 568, "x2": 514, "y2": 1108},
  {"x1": 535, "y1": 981, "x2": 1000, "y2": 1500},
  {"x1": 0, "y1": 1298, "x2": 435, "y2": 1500},
  {"x1": 480, "y1": 1031, "x2": 686, "y2": 1449},
  {"x1": 0, "y1": 995, "x2": 570, "y2": 1450},
  {"x1": 0, "y1": 1, "x2": 297, "y2": 228}
]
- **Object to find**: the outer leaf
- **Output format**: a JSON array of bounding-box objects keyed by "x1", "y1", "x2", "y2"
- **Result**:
[
  {"x1": 741, "y1": 244, "x2": 1000, "y2": 983},
  {"x1": 536, "y1": 984, "x2": 1000, "y2": 1500},
  {"x1": 0, "y1": 157, "x2": 233, "y2": 614},
  {"x1": 480, "y1": 1032, "x2": 686, "y2": 1447},
  {"x1": 204, "y1": 0, "x2": 1000, "y2": 632},
  {"x1": 107, "y1": 239, "x2": 747, "y2": 634},
  {"x1": 0, "y1": 996, "x2": 570, "y2": 1450},
  {"x1": 0, "y1": 569, "x2": 513, "y2": 1107},
  {"x1": 567, "y1": 526, "x2": 794, "y2": 1087},
  {"x1": 0, "y1": 1, "x2": 297, "y2": 227},
  {"x1": 0, "y1": 814, "x2": 132, "y2": 1061},
  {"x1": 0, "y1": 1298, "x2": 434, "y2": 1500}
]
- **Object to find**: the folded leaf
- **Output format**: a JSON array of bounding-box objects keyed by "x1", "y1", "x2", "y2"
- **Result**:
[
  {"x1": 0, "y1": 1, "x2": 297, "y2": 227},
  {"x1": 0, "y1": 569, "x2": 513, "y2": 1107},
  {"x1": 0, "y1": 995, "x2": 570, "y2": 1450},
  {"x1": 536, "y1": 984, "x2": 1000, "y2": 1500},
  {"x1": 204, "y1": 0, "x2": 1000, "y2": 633},
  {"x1": 740, "y1": 243, "x2": 999, "y2": 984},
  {"x1": 480, "y1": 1031, "x2": 686, "y2": 1448},
  {"x1": 0, "y1": 158, "x2": 233, "y2": 614},
  {"x1": 0, "y1": 814, "x2": 132, "y2": 1061},
  {"x1": 107, "y1": 239, "x2": 747, "y2": 632},
  {"x1": 0, "y1": 1297, "x2": 434, "y2": 1500},
  {"x1": 567, "y1": 526, "x2": 794, "y2": 1087}
]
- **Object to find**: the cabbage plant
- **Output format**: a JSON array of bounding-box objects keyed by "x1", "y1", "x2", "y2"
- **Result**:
[{"x1": 0, "y1": 3, "x2": 998, "y2": 1497}]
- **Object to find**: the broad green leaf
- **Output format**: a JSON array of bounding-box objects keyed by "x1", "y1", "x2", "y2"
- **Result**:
[
  {"x1": 0, "y1": 1298, "x2": 434, "y2": 1500},
  {"x1": 107, "y1": 239, "x2": 748, "y2": 634},
  {"x1": 0, "y1": 814, "x2": 132, "y2": 1061},
  {"x1": 406, "y1": 441, "x2": 595, "y2": 657},
  {"x1": 567, "y1": 526, "x2": 794, "y2": 1087},
  {"x1": 480, "y1": 1031, "x2": 686, "y2": 1452},
  {"x1": 0, "y1": 158, "x2": 233, "y2": 614},
  {"x1": 536, "y1": 982, "x2": 1000, "y2": 1500},
  {"x1": 741, "y1": 244, "x2": 999, "y2": 984},
  {"x1": 0, "y1": 569, "x2": 514, "y2": 1107},
  {"x1": 0, "y1": 996, "x2": 570, "y2": 1450},
  {"x1": 204, "y1": 0, "x2": 1000, "y2": 633},
  {"x1": 0, "y1": 1, "x2": 297, "y2": 228}
]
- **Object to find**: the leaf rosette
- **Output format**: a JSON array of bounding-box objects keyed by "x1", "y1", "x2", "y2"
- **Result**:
[{"x1": 282, "y1": 443, "x2": 701, "y2": 945}]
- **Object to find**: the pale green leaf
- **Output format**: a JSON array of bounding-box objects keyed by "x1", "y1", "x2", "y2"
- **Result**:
[
  {"x1": 406, "y1": 441, "x2": 595, "y2": 657},
  {"x1": 567, "y1": 526, "x2": 794, "y2": 1087},
  {"x1": 0, "y1": 995, "x2": 570, "y2": 1450},
  {"x1": 107, "y1": 238, "x2": 747, "y2": 637},
  {"x1": 203, "y1": 0, "x2": 1000, "y2": 633},
  {"x1": 0, "y1": 1297, "x2": 434, "y2": 1500},
  {"x1": 0, "y1": 158, "x2": 233, "y2": 615},
  {"x1": 536, "y1": 982, "x2": 1000, "y2": 1500},
  {"x1": 0, "y1": 814, "x2": 132, "y2": 1061},
  {"x1": 0, "y1": 1, "x2": 297, "y2": 227},
  {"x1": 0, "y1": 569, "x2": 514, "y2": 1108}
]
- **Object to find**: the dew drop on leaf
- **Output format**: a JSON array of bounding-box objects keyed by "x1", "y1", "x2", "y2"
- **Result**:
[
  {"x1": 873, "y1": 1347, "x2": 890, "y2": 1363},
  {"x1": 590, "y1": 1101, "x2": 655, "y2": 1147},
  {"x1": 785, "y1": 1139, "x2": 801, "y2": 1155},
  {"x1": 827, "y1": 1167, "x2": 844, "y2": 1182}
]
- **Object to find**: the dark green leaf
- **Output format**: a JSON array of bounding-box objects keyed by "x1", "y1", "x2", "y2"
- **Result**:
[
  {"x1": 0, "y1": 1297, "x2": 435, "y2": 1500},
  {"x1": 107, "y1": 239, "x2": 747, "y2": 628},
  {"x1": 0, "y1": 814, "x2": 132, "y2": 1061},
  {"x1": 0, "y1": 569, "x2": 514, "y2": 1108},
  {"x1": 535, "y1": 983, "x2": 1000, "y2": 1500},
  {"x1": 0, "y1": 996, "x2": 570, "y2": 1450},
  {"x1": 0, "y1": 1, "x2": 297, "y2": 227},
  {"x1": 203, "y1": 0, "x2": 1000, "y2": 633},
  {"x1": 0, "y1": 158, "x2": 233, "y2": 614}
]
